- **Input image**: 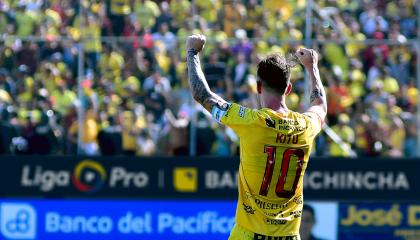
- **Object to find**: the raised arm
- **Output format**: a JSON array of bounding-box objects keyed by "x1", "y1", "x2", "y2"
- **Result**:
[
  {"x1": 164, "y1": 109, "x2": 188, "y2": 128},
  {"x1": 296, "y1": 48, "x2": 327, "y2": 121},
  {"x1": 186, "y1": 34, "x2": 228, "y2": 113}
]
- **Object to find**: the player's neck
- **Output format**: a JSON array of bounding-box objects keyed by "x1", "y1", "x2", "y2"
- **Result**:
[{"x1": 259, "y1": 93, "x2": 289, "y2": 114}]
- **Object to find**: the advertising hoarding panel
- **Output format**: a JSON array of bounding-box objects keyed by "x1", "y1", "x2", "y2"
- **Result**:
[{"x1": 338, "y1": 202, "x2": 420, "y2": 240}]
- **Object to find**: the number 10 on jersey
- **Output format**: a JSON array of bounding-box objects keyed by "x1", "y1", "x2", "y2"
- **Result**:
[{"x1": 259, "y1": 146, "x2": 304, "y2": 198}]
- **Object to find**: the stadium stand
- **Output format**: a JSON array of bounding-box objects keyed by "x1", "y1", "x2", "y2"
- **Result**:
[{"x1": 0, "y1": 0, "x2": 418, "y2": 157}]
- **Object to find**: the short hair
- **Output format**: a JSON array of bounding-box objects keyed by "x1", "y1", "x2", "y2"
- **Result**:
[
  {"x1": 303, "y1": 204, "x2": 315, "y2": 219},
  {"x1": 257, "y1": 53, "x2": 291, "y2": 93}
]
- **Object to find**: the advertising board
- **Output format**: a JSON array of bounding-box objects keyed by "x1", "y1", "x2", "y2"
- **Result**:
[
  {"x1": 0, "y1": 199, "x2": 236, "y2": 240},
  {"x1": 0, "y1": 156, "x2": 419, "y2": 201},
  {"x1": 0, "y1": 199, "x2": 341, "y2": 240},
  {"x1": 339, "y1": 202, "x2": 420, "y2": 240}
]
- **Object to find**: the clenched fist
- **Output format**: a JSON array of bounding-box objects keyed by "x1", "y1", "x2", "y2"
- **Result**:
[
  {"x1": 186, "y1": 34, "x2": 206, "y2": 53},
  {"x1": 296, "y1": 48, "x2": 318, "y2": 68}
]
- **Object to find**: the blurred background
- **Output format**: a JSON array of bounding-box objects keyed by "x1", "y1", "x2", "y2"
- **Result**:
[{"x1": 0, "y1": 0, "x2": 419, "y2": 239}]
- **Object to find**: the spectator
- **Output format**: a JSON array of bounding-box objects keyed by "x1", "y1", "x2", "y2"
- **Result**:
[
  {"x1": 195, "y1": 112, "x2": 215, "y2": 156},
  {"x1": 323, "y1": 31, "x2": 349, "y2": 78},
  {"x1": 404, "y1": 118, "x2": 417, "y2": 157},
  {"x1": 120, "y1": 111, "x2": 139, "y2": 155},
  {"x1": 99, "y1": 45, "x2": 124, "y2": 82},
  {"x1": 164, "y1": 109, "x2": 189, "y2": 156},
  {"x1": 108, "y1": 0, "x2": 132, "y2": 36},
  {"x1": 0, "y1": 107, "x2": 19, "y2": 154},
  {"x1": 326, "y1": 74, "x2": 353, "y2": 124},
  {"x1": 300, "y1": 204, "x2": 327, "y2": 240},
  {"x1": 16, "y1": 42, "x2": 38, "y2": 74},
  {"x1": 22, "y1": 112, "x2": 57, "y2": 154},
  {"x1": 213, "y1": 125, "x2": 237, "y2": 156},
  {"x1": 0, "y1": 0, "x2": 417, "y2": 158},
  {"x1": 68, "y1": 108, "x2": 99, "y2": 155},
  {"x1": 364, "y1": 81, "x2": 389, "y2": 106},
  {"x1": 80, "y1": 14, "x2": 102, "y2": 71},
  {"x1": 152, "y1": 23, "x2": 177, "y2": 53},
  {"x1": 154, "y1": 1, "x2": 173, "y2": 32},
  {"x1": 97, "y1": 115, "x2": 123, "y2": 155},
  {"x1": 231, "y1": 29, "x2": 254, "y2": 60},
  {"x1": 51, "y1": 83, "x2": 77, "y2": 117},
  {"x1": 143, "y1": 70, "x2": 171, "y2": 94},
  {"x1": 386, "y1": 116, "x2": 405, "y2": 157},
  {"x1": 375, "y1": 68, "x2": 399, "y2": 95},
  {"x1": 14, "y1": 4, "x2": 39, "y2": 37},
  {"x1": 221, "y1": 1, "x2": 246, "y2": 37},
  {"x1": 133, "y1": 0, "x2": 160, "y2": 31},
  {"x1": 169, "y1": 0, "x2": 191, "y2": 30},
  {"x1": 359, "y1": 5, "x2": 389, "y2": 37},
  {"x1": 204, "y1": 52, "x2": 227, "y2": 90},
  {"x1": 144, "y1": 90, "x2": 166, "y2": 125},
  {"x1": 228, "y1": 52, "x2": 250, "y2": 101},
  {"x1": 195, "y1": 0, "x2": 220, "y2": 25},
  {"x1": 329, "y1": 114, "x2": 355, "y2": 157},
  {"x1": 389, "y1": 53, "x2": 410, "y2": 86},
  {"x1": 243, "y1": 0, "x2": 263, "y2": 37},
  {"x1": 399, "y1": 7, "x2": 416, "y2": 38},
  {"x1": 0, "y1": 68, "x2": 15, "y2": 97},
  {"x1": 137, "y1": 129, "x2": 156, "y2": 156},
  {"x1": 0, "y1": 8, "x2": 9, "y2": 34}
]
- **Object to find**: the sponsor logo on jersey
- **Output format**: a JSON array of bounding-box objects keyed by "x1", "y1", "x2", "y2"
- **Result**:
[
  {"x1": 242, "y1": 203, "x2": 255, "y2": 215},
  {"x1": 239, "y1": 106, "x2": 245, "y2": 118},
  {"x1": 265, "y1": 118, "x2": 276, "y2": 128}
]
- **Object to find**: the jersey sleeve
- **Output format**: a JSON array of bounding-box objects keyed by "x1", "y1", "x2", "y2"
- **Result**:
[
  {"x1": 211, "y1": 102, "x2": 258, "y2": 135},
  {"x1": 303, "y1": 111, "x2": 323, "y2": 138}
]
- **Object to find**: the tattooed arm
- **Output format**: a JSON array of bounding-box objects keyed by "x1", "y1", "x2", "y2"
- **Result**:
[
  {"x1": 296, "y1": 48, "x2": 327, "y2": 121},
  {"x1": 186, "y1": 35, "x2": 228, "y2": 113}
]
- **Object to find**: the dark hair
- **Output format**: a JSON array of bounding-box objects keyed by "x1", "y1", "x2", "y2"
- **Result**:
[
  {"x1": 303, "y1": 204, "x2": 315, "y2": 218},
  {"x1": 257, "y1": 53, "x2": 291, "y2": 93}
]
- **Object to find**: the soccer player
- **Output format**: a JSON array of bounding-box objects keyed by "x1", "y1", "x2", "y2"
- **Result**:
[{"x1": 186, "y1": 34, "x2": 327, "y2": 240}]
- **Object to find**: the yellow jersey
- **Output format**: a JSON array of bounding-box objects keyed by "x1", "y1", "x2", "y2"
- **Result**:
[
  {"x1": 110, "y1": 0, "x2": 131, "y2": 15},
  {"x1": 213, "y1": 103, "x2": 322, "y2": 236}
]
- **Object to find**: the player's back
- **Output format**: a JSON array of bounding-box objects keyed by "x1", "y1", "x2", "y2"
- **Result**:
[{"x1": 217, "y1": 103, "x2": 322, "y2": 237}]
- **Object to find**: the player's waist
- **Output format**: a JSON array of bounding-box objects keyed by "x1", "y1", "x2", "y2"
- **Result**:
[
  {"x1": 254, "y1": 233, "x2": 300, "y2": 240},
  {"x1": 233, "y1": 223, "x2": 300, "y2": 240}
]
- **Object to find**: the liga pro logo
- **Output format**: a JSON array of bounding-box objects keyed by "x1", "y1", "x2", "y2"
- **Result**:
[
  {"x1": 72, "y1": 160, "x2": 106, "y2": 193},
  {"x1": 21, "y1": 160, "x2": 149, "y2": 192}
]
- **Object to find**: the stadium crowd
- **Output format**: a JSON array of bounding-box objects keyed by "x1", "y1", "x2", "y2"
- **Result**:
[{"x1": 0, "y1": 0, "x2": 418, "y2": 157}]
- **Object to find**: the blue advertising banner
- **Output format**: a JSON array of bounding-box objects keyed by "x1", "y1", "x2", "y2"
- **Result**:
[
  {"x1": 339, "y1": 202, "x2": 420, "y2": 240},
  {"x1": 0, "y1": 199, "x2": 237, "y2": 240}
]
